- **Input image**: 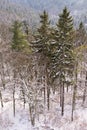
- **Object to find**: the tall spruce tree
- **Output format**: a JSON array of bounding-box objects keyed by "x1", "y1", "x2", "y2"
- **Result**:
[
  {"x1": 11, "y1": 20, "x2": 29, "y2": 52},
  {"x1": 50, "y1": 7, "x2": 75, "y2": 116},
  {"x1": 32, "y1": 10, "x2": 51, "y2": 110},
  {"x1": 33, "y1": 10, "x2": 50, "y2": 55}
]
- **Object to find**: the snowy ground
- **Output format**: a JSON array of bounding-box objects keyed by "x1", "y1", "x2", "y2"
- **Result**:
[{"x1": 0, "y1": 90, "x2": 87, "y2": 130}]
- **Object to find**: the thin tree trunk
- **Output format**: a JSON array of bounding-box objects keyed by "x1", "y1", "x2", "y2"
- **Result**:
[
  {"x1": 0, "y1": 90, "x2": 3, "y2": 108},
  {"x1": 53, "y1": 85, "x2": 56, "y2": 94},
  {"x1": 1, "y1": 77, "x2": 5, "y2": 90},
  {"x1": 22, "y1": 88, "x2": 26, "y2": 109},
  {"x1": 71, "y1": 63, "x2": 78, "y2": 121},
  {"x1": 82, "y1": 84, "x2": 86, "y2": 104},
  {"x1": 71, "y1": 84, "x2": 77, "y2": 121},
  {"x1": 61, "y1": 82, "x2": 64, "y2": 116},
  {"x1": 29, "y1": 103, "x2": 35, "y2": 126},
  {"x1": 23, "y1": 93, "x2": 26, "y2": 109},
  {"x1": 46, "y1": 63, "x2": 50, "y2": 111},
  {"x1": 60, "y1": 84, "x2": 62, "y2": 107},
  {"x1": 47, "y1": 86, "x2": 50, "y2": 110},
  {"x1": 43, "y1": 76, "x2": 46, "y2": 105},
  {"x1": 0, "y1": 53, "x2": 5, "y2": 90},
  {"x1": 44, "y1": 87, "x2": 46, "y2": 105},
  {"x1": 13, "y1": 85, "x2": 15, "y2": 117},
  {"x1": 83, "y1": 71, "x2": 87, "y2": 104}
]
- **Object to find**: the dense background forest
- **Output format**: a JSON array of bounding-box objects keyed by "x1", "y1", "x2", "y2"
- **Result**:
[
  {"x1": 0, "y1": 0, "x2": 87, "y2": 130},
  {"x1": 1, "y1": 0, "x2": 87, "y2": 27}
]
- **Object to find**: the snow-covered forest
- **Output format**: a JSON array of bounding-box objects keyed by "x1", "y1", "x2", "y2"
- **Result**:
[{"x1": 0, "y1": 2, "x2": 87, "y2": 130}]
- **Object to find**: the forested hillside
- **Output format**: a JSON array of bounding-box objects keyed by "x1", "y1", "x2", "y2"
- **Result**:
[
  {"x1": 1, "y1": 0, "x2": 87, "y2": 27},
  {"x1": 0, "y1": 0, "x2": 39, "y2": 28}
]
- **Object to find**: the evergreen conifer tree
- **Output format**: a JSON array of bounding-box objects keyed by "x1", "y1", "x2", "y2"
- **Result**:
[
  {"x1": 11, "y1": 20, "x2": 29, "y2": 52},
  {"x1": 50, "y1": 7, "x2": 75, "y2": 115},
  {"x1": 33, "y1": 10, "x2": 50, "y2": 55},
  {"x1": 32, "y1": 10, "x2": 51, "y2": 110}
]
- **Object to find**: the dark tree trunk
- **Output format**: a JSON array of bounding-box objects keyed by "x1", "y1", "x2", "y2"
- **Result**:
[
  {"x1": 60, "y1": 84, "x2": 62, "y2": 107},
  {"x1": 83, "y1": 84, "x2": 86, "y2": 104},
  {"x1": 13, "y1": 85, "x2": 15, "y2": 117},
  {"x1": 45, "y1": 63, "x2": 50, "y2": 111},
  {"x1": 29, "y1": 103, "x2": 35, "y2": 126},
  {"x1": 61, "y1": 82, "x2": 64, "y2": 116},
  {"x1": 47, "y1": 86, "x2": 50, "y2": 110},
  {"x1": 44, "y1": 87, "x2": 46, "y2": 105},
  {"x1": 0, "y1": 90, "x2": 3, "y2": 108},
  {"x1": 83, "y1": 71, "x2": 87, "y2": 104},
  {"x1": 22, "y1": 88, "x2": 26, "y2": 109},
  {"x1": 53, "y1": 85, "x2": 56, "y2": 94}
]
